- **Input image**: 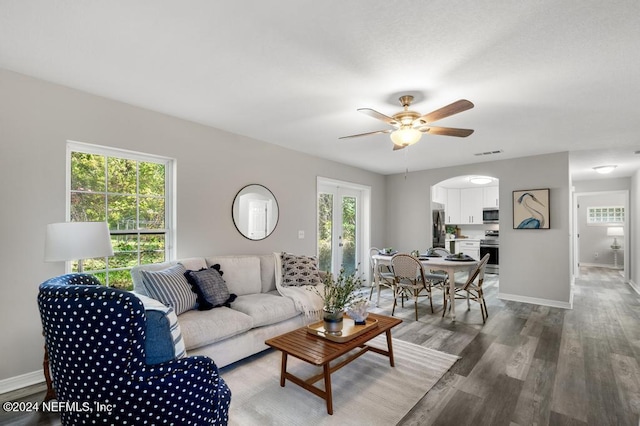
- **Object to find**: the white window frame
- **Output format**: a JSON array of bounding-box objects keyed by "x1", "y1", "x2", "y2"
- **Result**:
[{"x1": 66, "y1": 141, "x2": 176, "y2": 285}]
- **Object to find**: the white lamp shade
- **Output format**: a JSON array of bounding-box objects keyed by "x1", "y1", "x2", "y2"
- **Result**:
[
  {"x1": 607, "y1": 226, "x2": 624, "y2": 237},
  {"x1": 45, "y1": 222, "x2": 114, "y2": 262}
]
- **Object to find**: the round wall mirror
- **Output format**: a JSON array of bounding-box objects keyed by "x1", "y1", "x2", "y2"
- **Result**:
[{"x1": 232, "y1": 184, "x2": 279, "y2": 240}]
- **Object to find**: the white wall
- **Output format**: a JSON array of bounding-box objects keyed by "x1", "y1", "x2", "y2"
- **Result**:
[
  {"x1": 0, "y1": 69, "x2": 387, "y2": 383},
  {"x1": 577, "y1": 193, "x2": 626, "y2": 267},
  {"x1": 386, "y1": 152, "x2": 572, "y2": 307},
  {"x1": 631, "y1": 171, "x2": 640, "y2": 288}
]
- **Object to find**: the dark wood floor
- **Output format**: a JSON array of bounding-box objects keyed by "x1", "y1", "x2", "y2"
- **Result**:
[
  {"x1": 2, "y1": 267, "x2": 638, "y2": 425},
  {"x1": 371, "y1": 267, "x2": 639, "y2": 426}
]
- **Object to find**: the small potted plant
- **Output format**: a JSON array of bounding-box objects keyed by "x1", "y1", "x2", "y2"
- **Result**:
[{"x1": 316, "y1": 268, "x2": 363, "y2": 334}]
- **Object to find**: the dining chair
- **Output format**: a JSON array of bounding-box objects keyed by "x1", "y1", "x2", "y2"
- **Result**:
[
  {"x1": 423, "y1": 247, "x2": 450, "y2": 291},
  {"x1": 390, "y1": 253, "x2": 434, "y2": 320},
  {"x1": 369, "y1": 247, "x2": 395, "y2": 304},
  {"x1": 442, "y1": 253, "x2": 491, "y2": 322}
]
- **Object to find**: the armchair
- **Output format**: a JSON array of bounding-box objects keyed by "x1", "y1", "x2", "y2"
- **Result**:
[{"x1": 38, "y1": 274, "x2": 231, "y2": 425}]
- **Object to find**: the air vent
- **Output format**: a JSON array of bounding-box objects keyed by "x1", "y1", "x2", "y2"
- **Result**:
[{"x1": 474, "y1": 150, "x2": 503, "y2": 156}]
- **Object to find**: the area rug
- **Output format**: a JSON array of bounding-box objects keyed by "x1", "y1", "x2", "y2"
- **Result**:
[{"x1": 220, "y1": 336, "x2": 460, "y2": 425}]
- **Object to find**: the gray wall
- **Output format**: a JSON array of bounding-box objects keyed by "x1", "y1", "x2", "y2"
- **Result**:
[
  {"x1": 0, "y1": 69, "x2": 387, "y2": 381},
  {"x1": 385, "y1": 152, "x2": 572, "y2": 305}
]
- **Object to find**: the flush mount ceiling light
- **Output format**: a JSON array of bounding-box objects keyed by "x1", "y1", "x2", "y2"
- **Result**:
[
  {"x1": 469, "y1": 176, "x2": 493, "y2": 185},
  {"x1": 593, "y1": 165, "x2": 617, "y2": 174}
]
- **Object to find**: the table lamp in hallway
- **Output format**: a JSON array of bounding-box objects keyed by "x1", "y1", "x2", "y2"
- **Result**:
[{"x1": 607, "y1": 226, "x2": 623, "y2": 269}]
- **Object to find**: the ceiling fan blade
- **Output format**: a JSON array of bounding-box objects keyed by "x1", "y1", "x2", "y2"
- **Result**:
[
  {"x1": 419, "y1": 99, "x2": 474, "y2": 124},
  {"x1": 358, "y1": 108, "x2": 398, "y2": 126},
  {"x1": 338, "y1": 129, "x2": 392, "y2": 139},
  {"x1": 419, "y1": 126, "x2": 474, "y2": 137}
]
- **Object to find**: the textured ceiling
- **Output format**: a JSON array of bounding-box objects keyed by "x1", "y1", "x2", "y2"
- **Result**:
[{"x1": 1, "y1": 0, "x2": 639, "y2": 178}]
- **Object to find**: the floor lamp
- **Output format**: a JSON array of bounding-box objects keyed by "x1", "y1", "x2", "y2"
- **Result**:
[
  {"x1": 43, "y1": 221, "x2": 114, "y2": 401},
  {"x1": 607, "y1": 226, "x2": 624, "y2": 269}
]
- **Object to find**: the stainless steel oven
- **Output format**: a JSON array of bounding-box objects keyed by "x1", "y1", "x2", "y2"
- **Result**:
[{"x1": 480, "y1": 230, "x2": 499, "y2": 274}]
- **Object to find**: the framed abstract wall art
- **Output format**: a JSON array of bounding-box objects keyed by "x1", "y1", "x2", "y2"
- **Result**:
[{"x1": 513, "y1": 188, "x2": 550, "y2": 229}]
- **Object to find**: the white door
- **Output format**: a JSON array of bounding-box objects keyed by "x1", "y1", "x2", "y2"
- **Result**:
[
  {"x1": 248, "y1": 199, "x2": 268, "y2": 239},
  {"x1": 317, "y1": 183, "x2": 362, "y2": 277}
]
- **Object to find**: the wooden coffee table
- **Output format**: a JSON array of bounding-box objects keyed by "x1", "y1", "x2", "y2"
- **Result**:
[{"x1": 264, "y1": 313, "x2": 402, "y2": 414}]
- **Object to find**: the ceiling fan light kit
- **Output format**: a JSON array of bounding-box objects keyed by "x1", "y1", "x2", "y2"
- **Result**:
[
  {"x1": 390, "y1": 127, "x2": 422, "y2": 146},
  {"x1": 340, "y1": 95, "x2": 475, "y2": 151}
]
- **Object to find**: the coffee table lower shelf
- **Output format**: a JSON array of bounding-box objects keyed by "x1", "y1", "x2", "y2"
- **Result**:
[{"x1": 264, "y1": 313, "x2": 402, "y2": 415}]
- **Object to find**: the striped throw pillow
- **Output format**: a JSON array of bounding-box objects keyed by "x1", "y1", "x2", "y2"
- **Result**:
[
  {"x1": 141, "y1": 264, "x2": 197, "y2": 315},
  {"x1": 135, "y1": 293, "x2": 187, "y2": 362}
]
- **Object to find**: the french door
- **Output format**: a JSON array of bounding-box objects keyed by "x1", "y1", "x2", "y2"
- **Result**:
[{"x1": 317, "y1": 181, "x2": 362, "y2": 277}]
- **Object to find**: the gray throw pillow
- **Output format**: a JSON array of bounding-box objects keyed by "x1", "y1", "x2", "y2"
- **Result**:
[{"x1": 185, "y1": 268, "x2": 231, "y2": 308}]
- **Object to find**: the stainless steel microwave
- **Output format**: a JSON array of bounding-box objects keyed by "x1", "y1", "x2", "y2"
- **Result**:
[{"x1": 483, "y1": 208, "x2": 499, "y2": 223}]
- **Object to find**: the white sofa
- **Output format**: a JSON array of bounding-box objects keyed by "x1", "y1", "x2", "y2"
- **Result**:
[{"x1": 131, "y1": 254, "x2": 305, "y2": 368}]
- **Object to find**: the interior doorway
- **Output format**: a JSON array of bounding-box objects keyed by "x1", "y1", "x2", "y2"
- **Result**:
[{"x1": 573, "y1": 190, "x2": 629, "y2": 281}]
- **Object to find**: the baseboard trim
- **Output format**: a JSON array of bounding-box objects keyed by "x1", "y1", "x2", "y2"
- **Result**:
[
  {"x1": 628, "y1": 280, "x2": 640, "y2": 296},
  {"x1": 497, "y1": 292, "x2": 572, "y2": 310},
  {"x1": 0, "y1": 370, "x2": 44, "y2": 395},
  {"x1": 579, "y1": 262, "x2": 623, "y2": 270}
]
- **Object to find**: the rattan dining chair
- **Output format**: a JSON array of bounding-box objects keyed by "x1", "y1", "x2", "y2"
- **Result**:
[
  {"x1": 423, "y1": 247, "x2": 450, "y2": 291},
  {"x1": 369, "y1": 247, "x2": 395, "y2": 304},
  {"x1": 442, "y1": 253, "x2": 491, "y2": 322},
  {"x1": 390, "y1": 253, "x2": 434, "y2": 320}
]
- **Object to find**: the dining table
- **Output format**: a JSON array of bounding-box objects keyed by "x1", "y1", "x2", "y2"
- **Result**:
[{"x1": 372, "y1": 253, "x2": 479, "y2": 321}]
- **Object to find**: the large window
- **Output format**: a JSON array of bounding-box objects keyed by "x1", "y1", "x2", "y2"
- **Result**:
[{"x1": 68, "y1": 142, "x2": 175, "y2": 290}]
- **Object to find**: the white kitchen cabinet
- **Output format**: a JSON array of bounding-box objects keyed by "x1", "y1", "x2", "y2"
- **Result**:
[
  {"x1": 483, "y1": 186, "x2": 499, "y2": 208},
  {"x1": 460, "y1": 187, "x2": 483, "y2": 224},
  {"x1": 431, "y1": 185, "x2": 447, "y2": 205},
  {"x1": 455, "y1": 240, "x2": 480, "y2": 259},
  {"x1": 445, "y1": 188, "x2": 460, "y2": 224}
]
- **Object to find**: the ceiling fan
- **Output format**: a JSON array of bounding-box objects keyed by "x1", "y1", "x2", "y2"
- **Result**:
[{"x1": 339, "y1": 95, "x2": 474, "y2": 150}]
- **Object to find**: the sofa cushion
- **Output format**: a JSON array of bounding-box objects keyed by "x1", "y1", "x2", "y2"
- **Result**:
[
  {"x1": 177, "y1": 307, "x2": 254, "y2": 350},
  {"x1": 205, "y1": 256, "x2": 261, "y2": 296},
  {"x1": 259, "y1": 254, "x2": 277, "y2": 293},
  {"x1": 281, "y1": 252, "x2": 322, "y2": 286},
  {"x1": 185, "y1": 266, "x2": 234, "y2": 310},
  {"x1": 135, "y1": 293, "x2": 187, "y2": 363},
  {"x1": 141, "y1": 264, "x2": 197, "y2": 315},
  {"x1": 231, "y1": 293, "x2": 299, "y2": 327}
]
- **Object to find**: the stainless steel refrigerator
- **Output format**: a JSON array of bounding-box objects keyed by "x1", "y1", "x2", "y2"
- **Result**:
[{"x1": 432, "y1": 209, "x2": 446, "y2": 248}]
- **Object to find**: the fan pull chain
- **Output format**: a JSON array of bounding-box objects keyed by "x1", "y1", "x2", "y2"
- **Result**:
[{"x1": 404, "y1": 147, "x2": 409, "y2": 180}]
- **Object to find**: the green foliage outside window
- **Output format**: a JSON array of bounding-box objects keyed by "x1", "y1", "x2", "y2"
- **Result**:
[
  {"x1": 317, "y1": 193, "x2": 356, "y2": 275},
  {"x1": 70, "y1": 151, "x2": 168, "y2": 290}
]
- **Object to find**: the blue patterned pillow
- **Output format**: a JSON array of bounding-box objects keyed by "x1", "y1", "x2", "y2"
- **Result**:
[
  {"x1": 141, "y1": 264, "x2": 197, "y2": 315},
  {"x1": 136, "y1": 294, "x2": 187, "y2": 363}
]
